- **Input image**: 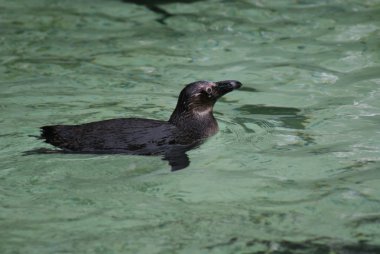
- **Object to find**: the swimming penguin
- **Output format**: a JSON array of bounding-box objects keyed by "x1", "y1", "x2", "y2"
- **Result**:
[{"x1": 39, "y1": 80, "x2": 242, "y2": 170}]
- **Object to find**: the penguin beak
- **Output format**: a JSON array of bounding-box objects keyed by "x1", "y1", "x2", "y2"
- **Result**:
[{"x1": 214, "y1": 80, "x2": 242, "y2": 98}]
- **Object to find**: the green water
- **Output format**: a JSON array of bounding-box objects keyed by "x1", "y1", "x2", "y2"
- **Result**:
[{"x1": 1, "y1": 0, "x2": 380, "y2": 253}]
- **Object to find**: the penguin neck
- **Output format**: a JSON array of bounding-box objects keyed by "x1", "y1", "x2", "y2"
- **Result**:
[{"x1": 168, "y1": 106, "x2": 219, "y2": 139}]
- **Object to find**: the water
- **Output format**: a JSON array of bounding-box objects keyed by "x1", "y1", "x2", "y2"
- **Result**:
[{"x1": 1, "y1": 0, "x2": 380, "y2": 253}]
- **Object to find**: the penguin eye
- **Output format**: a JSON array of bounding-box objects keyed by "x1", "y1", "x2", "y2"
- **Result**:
[{"x1": 200, "y1": 87, "x2": 213, "y2": 98}]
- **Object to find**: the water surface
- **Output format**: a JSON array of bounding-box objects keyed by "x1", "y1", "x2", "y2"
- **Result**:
[{"x1": 1, "y1": 0, "x2": 380, "y2": 253}]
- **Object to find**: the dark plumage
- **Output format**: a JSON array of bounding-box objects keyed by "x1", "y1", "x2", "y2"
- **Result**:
[{"x1": 39, "y1": 80, "x2": 242, "y2": 170}]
